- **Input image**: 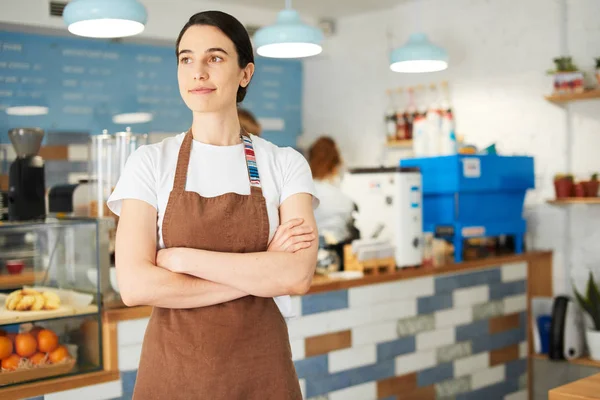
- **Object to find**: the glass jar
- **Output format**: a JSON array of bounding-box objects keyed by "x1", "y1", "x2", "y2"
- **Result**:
[{"x1": 88, "y1": 131, "x2": 114, "y2": 218}]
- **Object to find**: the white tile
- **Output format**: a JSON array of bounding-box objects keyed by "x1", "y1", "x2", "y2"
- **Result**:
[
  {"x1": 505, "y1": 389, "x2": 528, "y2": 400},
  {"x1": 395, "y1": 350, "x2": 436, "y2": 376},
  {"x1": 328, "y1": 381, "x2": 377, "y2": 400},
  {"x1": 117, "y1": 319, "x2": 149, "y2": 346},
  {"x1": 435, "y1": 307, "x2": 473, "y2": 328},
  {"x1": 348, "y1": 282, "x2": 393, "y2": 307},
  {"x1": 287, "y1": 306, "x2": 372, "y2": 340},
  {"x1": 45, "y1": 378, "x2": 123, "y2": 400},
  {"x1": 68, "y1": 144, "x2": 88, "y2": 161},
  {"x1": 352, "y1": 321, "x2": 397, "y2": 346},
  {"x1": 329, "y1": 344, "x2": 377, "y2": 373},
  {"x1": 416, "y1": 327, "x2": 455, "y2": 351},
  {"x1": 389, "y1": 276, "x2": 435, "y2": 300},
  {"x1": 502, "y1": 262, "x2": 528, "y2": 282},
  {"x1": 504, "y1": 294, "x2": 527, "y2": 314},
  {"x1": 519, "y1": 341, "x2": 528, "y2": 359},
  {"x1": 453, "y1": 285, "x2": 490, "y2": 307},
  {"x1": 299, "y1": 379, "x2": 306, "y2": 399},
  {"x1": 291, "y1": 295, "x2": 302, "y2": 317},
  {"x1": 290, "y1": 339, "x2": 305, "y2": 361},
  {"x1": 371, "y1": 299, "x2": 417, "y2": 323},
  {"x1": 454, "y1": 352, "x2": 490, "y2": 377},
  {"x1": 118, "y1": 343, "x2": 143, "y2": 371},
  {"x1": 472, "y1": 365, "x2": 506, "y2": 390}
]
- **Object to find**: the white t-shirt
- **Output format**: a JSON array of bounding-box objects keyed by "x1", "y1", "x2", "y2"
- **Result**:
[{"x1": 107, "y1": 132, "x2": 319, "y2": 318}]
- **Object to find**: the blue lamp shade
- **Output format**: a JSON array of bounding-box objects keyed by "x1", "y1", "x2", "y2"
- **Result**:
[
  {"x1": 390, "y1": 33, "x2": 448, "y2": 73},
  {"x1": 63, "y1": 0, "x2": 147, "y2": 39},
  {"x1": 254, "y1": 9, "x2": 324, "y2": 59}
]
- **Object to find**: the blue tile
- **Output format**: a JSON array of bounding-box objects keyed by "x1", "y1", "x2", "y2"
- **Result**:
[
  {"x1": 456, "y1": 378, "x2": 519, "y2": 400},
  {"x1": 489, "y1": 280, "x2": 527, "y2": 300},
  {"x1": 45, "y1": 160, "x2": 87, "y2": 174},
  {"x1": 305, "y1": 359, "x2": 395, "y2": 398},
  {"x1": 455, "y1": 319, "x2": 489, "y2": 342},
  {"x1": 519, "y1": 311, "x2": 527, "y2": 327},
  {"x1": 26, "y1": 397, "x2": 44, "y2": 400},
  {"x1": 380, "y1": 397, "x2": 396, "y2": 400},
  {"x1": 472, "y1": 327, "x2": 526, "y2": 354},
  {"x1": 506, "y1": 358, "x2": 527, "y2": 379},
  {"x1": 301, "y1": 290, "x2": 349, "y2": 316},
  {"x1": 417, "y1": 362, "x2": 453, "y2": 387},
  {"x1": 435, "y1": 268, "x2": 502, "y2": 293},
  {"x1": 417, "y1": 293, "x2": 453, "y2": 314},
  {"x1": 294, "y1": 355, "x2": 329, "y2": 379},
  {"x1": 121, "y1": 370, "x2": 137, "y2": 395},
  {"x1": 377, "y1": 336, "x2": 416, "y2": 361}
]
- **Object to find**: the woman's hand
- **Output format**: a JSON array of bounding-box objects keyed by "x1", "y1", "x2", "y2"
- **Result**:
[
  {"x1": 268, "y1": 218, "x2": 316, "y2": 253},
  {"x1": 156, "y1": 248, "x2": 183, "y2": 273}
]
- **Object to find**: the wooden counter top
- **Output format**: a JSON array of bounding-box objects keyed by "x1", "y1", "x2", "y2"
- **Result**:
[
  {"x1": 104, "y1": 251, "x2": 551, "y2": 322},
  {"x1": 549, "y1": 373, "x2": 600, "y2": 400}
]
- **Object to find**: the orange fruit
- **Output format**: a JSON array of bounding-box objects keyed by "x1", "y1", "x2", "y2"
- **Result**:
[
  {"x1": 1, "y1": 354, "x2": 21, "y2": 371},
  {"x1": 29, "y1": 352, "x2": 47, "y2": 366},
  {"x1": 15, "y1": 333, "x2": 37, "y2": 357},
  {"x1": 49, "y1": 346, "x2": 70, "y2": 364},
  {"x1": 0, "y1": 336, "x2": 13, "y2": 360},
  {"x1": 29, "y1": 326, "x2": 44, "y2": 338},
  {"x1": 37, "y1": 329, "x2": 58, "y2": 353}
]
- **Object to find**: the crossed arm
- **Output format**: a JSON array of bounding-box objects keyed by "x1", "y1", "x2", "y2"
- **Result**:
[{"x1": 115, "y1": 193, "x2": 318, "y2": 309}]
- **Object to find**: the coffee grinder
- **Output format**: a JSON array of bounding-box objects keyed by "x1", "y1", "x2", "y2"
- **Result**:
[{"x1": 7, "y1": 127, "x2": 46, "y2": 221}]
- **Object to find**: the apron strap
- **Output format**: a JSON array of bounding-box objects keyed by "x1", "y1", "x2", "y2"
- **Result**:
[
  {"x1": 241, "y1": 132, "x2": 262, "y2": 194},
  {"x1": 172, "y1": 130, "x2": 193, "y2": 195}
]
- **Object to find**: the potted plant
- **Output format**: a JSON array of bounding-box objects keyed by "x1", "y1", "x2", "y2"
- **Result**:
[
  {"x1": 554, "y1": 174, "x2": 574, "y2": 199},
  {"x1": 547, "y1": 56, "x2": 585, "y2": 94},
  {"x1": 583, "y1": 173, "x2": 599, "y2": 197},
  {"x1": 595, "y1": 57, "x2": 600, "y2": 86},
  {"x1": 574, "y1": 272, "x2": 600, "y2": 361}
]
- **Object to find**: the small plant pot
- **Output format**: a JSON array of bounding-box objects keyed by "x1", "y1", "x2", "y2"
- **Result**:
[
  {"x1": 583, "y1": 181, "x2": 599, "y2": 197},
  {"x1": 553, "y1": 71, "x2": 585, "y2": 94},
  {"x1": 574, "y1": 182, "x2": 586, "y2": 197},
  {"x1": 554, "y1": 179, "x2": 574, "y2": 198},
  {"x1": 586, "y1": 330, "x2": 600, "y2": 361},
  {"x1": 5, "y1": 260, "x2": 24, "y2": 275},
  {"x1": 596, "y1": 68, "x2": 600, "y2": 86}
]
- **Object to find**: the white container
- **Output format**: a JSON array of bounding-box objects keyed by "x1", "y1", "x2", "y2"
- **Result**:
[{"x1": 586, "y1": 330, "x2": 600, "y2": 361}]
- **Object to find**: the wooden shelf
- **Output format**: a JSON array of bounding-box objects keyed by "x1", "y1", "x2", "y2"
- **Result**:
[
  {"x1": 547, "y1": 198, "x2": 600, "y2": 205},
  {"x1": 385, "y1": 140, "x2": 413, "y2": 148},
  {"x1": 545, "y1": 89, "x2": 600, "y2": 104},
  {"x1": 0, "y1": 269, "x2": 46, "y2": 290},
  {"x1": 532, "y1": 353, "x2": 600, "y2": 368},
  {"x1": 0, "y1": 305, "x2": 99, "y2": 326}
]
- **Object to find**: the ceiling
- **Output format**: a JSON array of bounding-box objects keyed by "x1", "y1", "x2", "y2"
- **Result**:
[{"x1": 211, "y1": 0, "x2": 404, "y2": 18}]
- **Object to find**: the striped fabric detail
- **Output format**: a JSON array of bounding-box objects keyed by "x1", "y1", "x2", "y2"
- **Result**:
[{"x1": 242, "y1": 135, "x2": 261, "y2": 188}]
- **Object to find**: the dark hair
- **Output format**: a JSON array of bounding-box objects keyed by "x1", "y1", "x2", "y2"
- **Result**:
[
  {"x1": 308, "y1": 137, "x2": 342, "y2": 180},
  {"x1": 176, "y1": 11, "x2": 254, "y2": 103}
]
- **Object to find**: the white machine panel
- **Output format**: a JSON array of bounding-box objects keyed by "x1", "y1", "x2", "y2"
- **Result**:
[{"x1": 341, "y1": 167, "x2": 423, "y2": 268}]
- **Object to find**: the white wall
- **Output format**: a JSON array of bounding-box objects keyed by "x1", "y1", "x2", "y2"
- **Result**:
[{"x1": 303, "y1": 0, "x2": 600, "y2": 294}]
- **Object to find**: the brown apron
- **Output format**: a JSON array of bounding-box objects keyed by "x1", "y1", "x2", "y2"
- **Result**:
[{"x1": 133, "y1": 130, "x2": 302, "y2": 400}]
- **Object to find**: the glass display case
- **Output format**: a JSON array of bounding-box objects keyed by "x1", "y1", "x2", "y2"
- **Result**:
[{"x1": 0, "y1": 218, "x2": 103, "y2": 388}]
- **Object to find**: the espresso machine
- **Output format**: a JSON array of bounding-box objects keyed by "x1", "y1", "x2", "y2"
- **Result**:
[{"x1": 7, "y1": 127, "x2": 46, "y2": 221}]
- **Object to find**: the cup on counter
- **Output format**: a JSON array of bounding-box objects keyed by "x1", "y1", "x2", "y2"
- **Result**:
[{"x1": 5, "y1": 259, "x2": 24, "y2": 275}]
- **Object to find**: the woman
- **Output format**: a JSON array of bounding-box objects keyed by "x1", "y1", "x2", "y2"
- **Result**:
[
  {"x1": 308, "y1": 136, "x2": 357, "y2": 244},
  {"x1": 107, "y1": 11, "x2": 319, "y2": 399}
]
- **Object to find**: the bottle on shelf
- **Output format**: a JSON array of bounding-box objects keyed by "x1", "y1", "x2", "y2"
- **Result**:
[
  {"x1": 384, "y1": 89, "x2": 398, "y2": 144},
  {"x1": 395, "y1": 88, "x2": 408, "y2": 141}
]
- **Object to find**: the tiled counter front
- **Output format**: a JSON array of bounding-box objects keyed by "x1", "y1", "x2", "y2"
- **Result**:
[
  {"x1": 24, "y1": 261, "x2": 530, "y2": 400},
  {"x1": 290, "y1": 262, "x2": 529, "y2": 400}
]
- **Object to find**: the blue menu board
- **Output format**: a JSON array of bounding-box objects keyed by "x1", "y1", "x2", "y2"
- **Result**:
[{"x1": 0, "y1": 30, "x2": 303, "y2": 148}]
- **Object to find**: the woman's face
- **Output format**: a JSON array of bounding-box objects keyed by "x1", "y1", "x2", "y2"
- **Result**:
[{"x1": 177, "y1": 25, "x2": 254, "y2": 113}]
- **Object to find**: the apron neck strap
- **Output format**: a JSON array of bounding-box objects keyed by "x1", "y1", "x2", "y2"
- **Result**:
[
  {"x1": 172, "y1": 129, "x2": 193, "y2": 195},
  {"x1": 173, "y1": 129, "x2": 262, "y2": 195},
  {"x1": 241, "y1": 132, "x2": 262, "y2": 193}
]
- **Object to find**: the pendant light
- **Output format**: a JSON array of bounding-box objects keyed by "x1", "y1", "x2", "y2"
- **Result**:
[
  {"x1": 63, "y1": 0, "x2": 147, "y2": 39},
  {"x1": 254, "y1": 0, "x2": 324, "y2": 59},
  {"x1": 389, "y1": 0, "x2": 448, "y2": 73}
]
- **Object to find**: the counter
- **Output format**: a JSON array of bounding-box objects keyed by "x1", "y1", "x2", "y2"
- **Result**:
[
  {"x1": 549, "y1": 373, "x2": 600, "y2": 399},
  {"x1": 3, "y1": 251, "x2": 552, "y2": 400}
]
